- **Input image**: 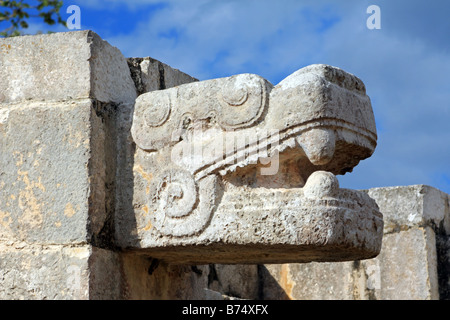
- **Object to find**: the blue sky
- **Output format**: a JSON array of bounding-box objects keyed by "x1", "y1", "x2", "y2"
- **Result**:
[{"x1": 6, "y1": 0, "x2": 450, "y2": 194}]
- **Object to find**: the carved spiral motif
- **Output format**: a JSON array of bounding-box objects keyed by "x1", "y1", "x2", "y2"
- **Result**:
[
  {"x1": 144, "y1": 94, "x2": 171, "y2": 127},
  {"x1": 149, "y1": 168, "x2": 218, "y2": 237},
  {"x1": 222, "y1": 79, "x2": 249, "y2": 106},
  {"x1": 218, "y1": 74, "x2": 266, "y2": 129},
  {"x1": 150, "y1": 168, "x2": 196, "y2": 218}
]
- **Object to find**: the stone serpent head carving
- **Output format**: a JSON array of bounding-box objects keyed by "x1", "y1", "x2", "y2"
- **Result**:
[{"x1": 130, "y1": 64, "x2": 383, "y2": 264}]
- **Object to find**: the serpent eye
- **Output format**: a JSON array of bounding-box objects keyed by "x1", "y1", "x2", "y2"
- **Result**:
[{"x1": 218, "y1": 74, "x2": 268, "y2": 129}]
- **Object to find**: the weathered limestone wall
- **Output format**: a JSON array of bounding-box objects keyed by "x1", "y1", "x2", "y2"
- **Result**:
[
  {"x1": 0, "y1": 30, "x2": 137, "y2": 299},
  {"x1": 1, "y1": 31, "x2": 449, "y2": 300},
  {"x1": 0, "y1": 30, "x2": 197, "y2": 299}
]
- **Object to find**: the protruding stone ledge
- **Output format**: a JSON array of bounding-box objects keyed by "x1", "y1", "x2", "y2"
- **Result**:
[{"x1": 122, "y1": 64, "x2": 383, "y2": 264}]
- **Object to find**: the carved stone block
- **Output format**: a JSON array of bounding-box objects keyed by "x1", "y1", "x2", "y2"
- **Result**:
[{"x1": 128, "y1": 64, "x2": 383, "y2": 264}]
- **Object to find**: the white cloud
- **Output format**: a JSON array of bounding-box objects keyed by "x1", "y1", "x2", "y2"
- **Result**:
[
  {"x1": 106, "y1": 1, "x2": 343, "y2": 80},
  {"x1": 316, "y1": 3, "x2": 450, "y2": 192}
]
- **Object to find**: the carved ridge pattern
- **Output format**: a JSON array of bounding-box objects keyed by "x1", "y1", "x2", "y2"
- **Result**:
[
  {"x1": 131, "y1": 73, "x2": 270, "y2": 152},
  {"x1": 194, "y1": 118, "x2": 377, "y2": 181}
]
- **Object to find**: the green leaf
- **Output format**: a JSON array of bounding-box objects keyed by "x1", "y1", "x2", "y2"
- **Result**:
[
  {"x1": 10, "y1": 29, "x2": 21, "y2": 37},
  {"x1": 0, "y1": 12, "x2": 10, "y2": 19},
  {"x1": 1, "y1": 0, "x2": 68, "y2": 37}
]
